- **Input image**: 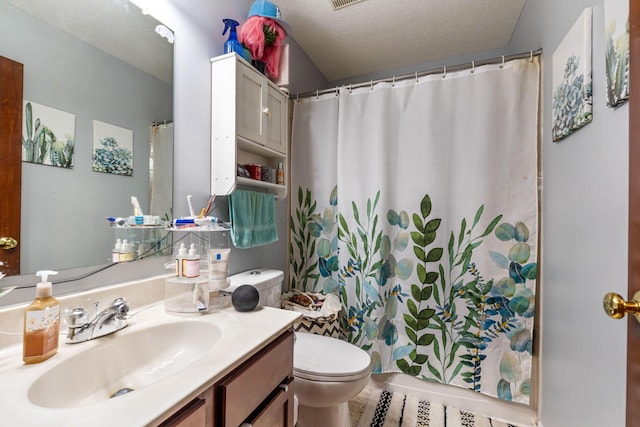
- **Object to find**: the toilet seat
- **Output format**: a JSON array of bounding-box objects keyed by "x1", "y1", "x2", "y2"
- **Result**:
[{"x1": 294, "y1": 333, "x2": 371, "y2": 382}]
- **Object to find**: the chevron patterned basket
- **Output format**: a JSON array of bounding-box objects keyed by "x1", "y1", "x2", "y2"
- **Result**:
[{"x1": 282, "y1": 291, "x2": 344, "y2": 338}]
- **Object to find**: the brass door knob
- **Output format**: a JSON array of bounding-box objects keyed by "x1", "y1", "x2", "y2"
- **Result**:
[
  {"x1": 603, "y1": 291, "x2": 640, "y2": 320},
  {"x1": 0, "y1": 237, "x2": 17, "y2": 250}
]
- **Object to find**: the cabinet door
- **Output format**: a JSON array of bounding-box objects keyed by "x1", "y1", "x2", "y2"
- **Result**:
[
  {"x1": 264, "y1": 87, "x2": 287, "y2": 155},
  {"x1": 237, "y1": 64, "x2": 265, "y2": 145}
]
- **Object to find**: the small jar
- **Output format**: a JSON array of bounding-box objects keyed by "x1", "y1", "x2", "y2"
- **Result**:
[
  {"x1": 246, "y1": 164, "x2": 262, "y2": 180},
  {"x1": 261, "y1": 167, "x2": 275, "y2": 183}
]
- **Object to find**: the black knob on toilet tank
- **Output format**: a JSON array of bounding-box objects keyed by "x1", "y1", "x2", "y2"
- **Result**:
[{"x1": 231, "y1": 284, "x2": 259, "y2": 312}]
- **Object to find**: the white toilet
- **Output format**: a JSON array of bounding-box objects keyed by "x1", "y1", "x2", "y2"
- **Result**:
[{"x1": 227, "y1": 269, "x2": 372, "y2": 427}]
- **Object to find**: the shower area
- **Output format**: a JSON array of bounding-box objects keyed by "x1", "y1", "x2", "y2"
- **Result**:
[{"x1": 288, "y1": 54, "x2": 541, "y2": 426}]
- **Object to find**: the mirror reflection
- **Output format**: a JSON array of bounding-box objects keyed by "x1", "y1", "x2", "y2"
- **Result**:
[{"x1": 0, "y1": 0, "x2": 174, "y2": 276}]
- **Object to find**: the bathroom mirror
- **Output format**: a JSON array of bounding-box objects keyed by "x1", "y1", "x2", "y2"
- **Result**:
[{"x1": 0, "y1": 0, "x2": 174, "y2": 276}]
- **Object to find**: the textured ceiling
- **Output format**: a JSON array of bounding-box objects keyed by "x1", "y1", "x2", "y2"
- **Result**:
[
  {"x1": 6, "y1": 0, "x2": 173, "y2": 84},
  {"x1": 275, "y1": 0, "x2": 526, "y2": 81},
  {"x1": 7, "y1": 0, "x2": 526, "y2": 85}
]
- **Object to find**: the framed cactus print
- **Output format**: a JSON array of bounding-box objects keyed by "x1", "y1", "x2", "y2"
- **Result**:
[
  {"x1": 22, "y1": 100, "x2": 75, "y2": 168},
  {"x1": 604, "y1": 0, "x2": 629, "y2": 108},
  {"x1": 552, "y1": 8, "x2": 593, "y2": 142},
  {"x1": 92, "y1": 120, "x2": 134, "y2": 176}
]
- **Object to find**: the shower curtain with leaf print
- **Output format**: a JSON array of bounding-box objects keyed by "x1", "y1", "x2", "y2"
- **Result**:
[{"x1": 289, "y1": 57, "x2": 540, "y2": 404}]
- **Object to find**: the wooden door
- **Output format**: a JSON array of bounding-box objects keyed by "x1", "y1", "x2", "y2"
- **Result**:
[{"x1": 0, "y1": 56, "x2": 23, "y2": 276}]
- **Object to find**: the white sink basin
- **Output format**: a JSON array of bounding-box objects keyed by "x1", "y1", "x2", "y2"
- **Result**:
[{"x1": 27, "y1": 320, "x2": 222, "y2": 408}]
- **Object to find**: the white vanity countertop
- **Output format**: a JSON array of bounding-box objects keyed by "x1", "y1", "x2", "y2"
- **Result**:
[{"x1": 0, "y1": 277, "x2": 301, "y2": 426}]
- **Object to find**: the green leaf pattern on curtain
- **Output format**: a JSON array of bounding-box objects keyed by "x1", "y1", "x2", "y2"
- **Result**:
[{"x1": 289, "y1": 187, "x2": 536, "y2": 403}]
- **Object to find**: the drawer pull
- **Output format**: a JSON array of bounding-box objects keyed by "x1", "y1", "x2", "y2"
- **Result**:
[
  {"x1": 240, "y1": 424, "x2": 253, "y2": 427},
  {"x1": 278, "y1": 383, "x2": 289, "y2": 393}
]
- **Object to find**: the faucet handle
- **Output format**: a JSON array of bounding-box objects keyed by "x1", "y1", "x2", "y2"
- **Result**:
[
  {"x1": 111, "y1": 297, "x2": 130, "y2": 318},
  {"x1": 64, "y1": 307, "x2": 89, "y2": 328}
]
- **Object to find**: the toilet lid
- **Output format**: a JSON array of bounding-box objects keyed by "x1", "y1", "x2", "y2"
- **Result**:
[{"x1": 294, "y1": 333, "x2": 371, "y2": 382}]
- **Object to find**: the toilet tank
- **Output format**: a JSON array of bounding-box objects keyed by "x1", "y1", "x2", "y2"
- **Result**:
[{"x1": 226, "y1": 269, "x2": 284, "y2": 308}]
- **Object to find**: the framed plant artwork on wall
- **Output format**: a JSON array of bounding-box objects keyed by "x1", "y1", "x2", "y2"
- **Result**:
[
  {"x1": 22, "y1": 100, "x2": 75, "y2": 168},
  {"x1": 551, "y1": 7, "x2": 593, "y2": 142},
  {"x1": 604, "y1": 0, "x2": 629, "y2": 108},
  {"x1": 92, "y1": 120, "x2": 133, "y2": 176}
]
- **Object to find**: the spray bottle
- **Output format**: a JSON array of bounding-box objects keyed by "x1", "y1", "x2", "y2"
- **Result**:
[{"x1": 222, "y1": 19, "x2": 243, "y2": 56}]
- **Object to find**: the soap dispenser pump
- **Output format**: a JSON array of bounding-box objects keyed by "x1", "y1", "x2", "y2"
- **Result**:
[
  {"x1": 222, "y1": 18, "x2": 243, "y2": 56},
  {"x1": 23, "y1": 270, "x2": 60, "y2": 364}
]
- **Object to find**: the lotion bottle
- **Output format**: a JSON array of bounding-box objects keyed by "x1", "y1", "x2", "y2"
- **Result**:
[
  {"x1": 112, "y1": 239, "x2": 122, "y2": 262},
  {"x1": 23, "y1": 270, "x2": 60, "y2": 364},
  {"x1": 183, "y1": 243, "x2": 200, "y2": 278},
  {"x1": 176, "y1": 243, "x2": 187, "y2": 277}
]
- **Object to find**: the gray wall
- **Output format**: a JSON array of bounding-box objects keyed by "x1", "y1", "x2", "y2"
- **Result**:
[
  {"x1": 509, "y1": 1, "x2": 628, "y2": 427},
  {"x1": 0, "y1": 2, "x2": 173, "y2": 273}
]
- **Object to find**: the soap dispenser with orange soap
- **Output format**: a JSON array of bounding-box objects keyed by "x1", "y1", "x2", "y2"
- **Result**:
[{"x1": 23, "y1": 270, "x2": 61, "y2": 364}]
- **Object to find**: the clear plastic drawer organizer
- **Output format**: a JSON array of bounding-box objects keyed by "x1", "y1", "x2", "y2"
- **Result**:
[{"x1": 164, "y1": 227, "x2": 232, "y2": 314}]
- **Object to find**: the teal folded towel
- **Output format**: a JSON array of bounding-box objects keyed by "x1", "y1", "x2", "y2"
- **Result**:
[{"x1": 229, "y1": 190, "x2": 278, "y2": 248}]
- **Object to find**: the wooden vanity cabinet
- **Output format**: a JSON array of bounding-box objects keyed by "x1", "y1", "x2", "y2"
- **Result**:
[{"x1": 159, "y1": 329, "x2": 295, "y2": 427}]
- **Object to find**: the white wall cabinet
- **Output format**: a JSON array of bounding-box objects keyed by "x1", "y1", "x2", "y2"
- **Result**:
[{"x1": 211, "y1": 53, "x2": 288, "y2": 199}]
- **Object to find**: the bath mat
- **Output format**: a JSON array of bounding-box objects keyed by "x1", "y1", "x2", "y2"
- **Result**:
[{"x1": 349, "y1": 387, "x2": 535, "y2": 427}]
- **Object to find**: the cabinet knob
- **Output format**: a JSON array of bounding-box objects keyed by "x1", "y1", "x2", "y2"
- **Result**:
[{"x1": 262, "y1": 107, "x2": 271, "y2": 117}]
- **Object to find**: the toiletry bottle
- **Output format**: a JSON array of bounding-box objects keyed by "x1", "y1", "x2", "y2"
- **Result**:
[
  {"x1": 209, "y1": 231, "x2": 231, "y2": 291},
  {"x1": 276, "y1": 162, "x2": 284, "y2": 185},
  {"x1": 176, "y1": 243, "x2": 187, "y2": 277},
  {"x1": 126, "y1": 241, "x2": 136, "y2": 261},
  {"x1": 183, "y1": 243, "x2": 200, "y2": 278},
  {"x1": 23, "y1": 270, "x2": 60, "y2": 364},
  {"x1": 222, "y1": 19, "x2": 243, "y2": 56},
  {"x1": 120, "y1": 239, "x2": 134, "y2": 262},
  {"x1": 112, "y1": 239, "x2": 122, "y2": 262}
]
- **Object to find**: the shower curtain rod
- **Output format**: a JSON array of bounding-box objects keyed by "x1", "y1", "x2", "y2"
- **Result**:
[
  {"x1": 151, "y1": 120, "x2": 173, "y2": 126},
  {"x1": 292, "y1": 48, "x2": 543, "y2": 100}
]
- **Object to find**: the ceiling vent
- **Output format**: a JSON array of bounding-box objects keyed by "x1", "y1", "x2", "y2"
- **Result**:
[{"x1": 330, "y1": 0, "x2": 364, "y2": 10}]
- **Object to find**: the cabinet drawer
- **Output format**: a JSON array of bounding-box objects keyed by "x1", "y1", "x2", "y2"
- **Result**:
[
  {"x1": 160, "y1": 388, "x2": 213, "y2": 427},
  {"x1": 244, "y1": 377, "x2": 294, "y2": 427},
  {"x1": 218, "y1": 330, "x2": 294, "y2": 427}
]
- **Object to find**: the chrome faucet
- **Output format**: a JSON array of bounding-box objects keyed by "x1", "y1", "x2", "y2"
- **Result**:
[{"x1": 64, "y1": 297, "x2": 130, "y2": 344}]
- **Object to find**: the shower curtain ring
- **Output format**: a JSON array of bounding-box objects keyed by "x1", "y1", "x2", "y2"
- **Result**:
[
  {"x1": 442, "y1": 66, "x2": 447, "y2": 79},
  {"x1": 392, "y1": 76, "x2": 395, "y2": 87},
  {"x1": 529, "y1": 50, "x2": 533, "y2": 62},
  {"x1": 415, "y1": 71, "x2": 419, "y2": 83},
  {"x1": 335, "y1": 87, "x2": 339, "y2": 96},
  {"x1": 370, "y1": 80, "x2": 373, "y2": 91},
  {"x1": 471, "y1": 61, "x2": 475, "y2": 73},
  {"x1": 316, "y1": 90, "x2": 319, "y2": 100},
  {"x1": 349, "y1": 84, "x2": 352, "y2": 94},
  {"x1": 500, "y1": 55, "x2": 505, "y2": 68}
]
